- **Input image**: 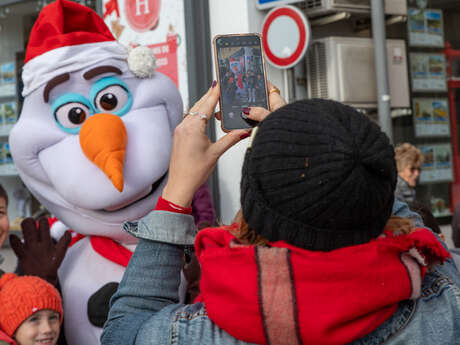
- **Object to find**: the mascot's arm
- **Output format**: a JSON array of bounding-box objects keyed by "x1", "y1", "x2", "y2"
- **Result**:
[{"x1": 9, "y1": 218, "x2": 71, "y2": 287}]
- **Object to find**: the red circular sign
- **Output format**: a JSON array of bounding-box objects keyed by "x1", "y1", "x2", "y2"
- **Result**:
[
  {"x1": 125, "y1": 0, "x2": 161, "y2": 33},
  {"x1": 262, "y1": 6, "x2": 310, "y2": 69}
]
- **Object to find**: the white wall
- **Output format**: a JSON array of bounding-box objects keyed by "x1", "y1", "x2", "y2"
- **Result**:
[{"x1": 209, "y1": 0, "x2": 285, "y2": 224}]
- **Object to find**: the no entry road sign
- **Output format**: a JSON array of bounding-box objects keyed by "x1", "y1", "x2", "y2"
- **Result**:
[{"x1": 262, "y1": 5, "x2": 311, "y2": 69}]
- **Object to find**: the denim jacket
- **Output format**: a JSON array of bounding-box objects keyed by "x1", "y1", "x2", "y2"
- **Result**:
[{"x1": 101, "y1": 199, "x2": 460, "y2": 345}]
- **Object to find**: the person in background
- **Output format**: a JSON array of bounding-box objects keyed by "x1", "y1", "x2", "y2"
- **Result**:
[
  {"x1": 184, "y1": 184, "x2": 216, "y2": 303},
  {"x1": 191, "y1": 184, "x2": 215, "y2": 230},
  {"x1": 246, "y1": 70, "x2": 257, "y2": 103},
  {"x1": 0, "y1": 185, "x2": 10, "y2": 251},
  {"x1": 450, "y1": 203, "x2": 460, "y2": 270},
  {"x1": 0, "y1": 185, "x2": 10, "y2": 275},
  {"x1": 394, "y1": 143, "x2": 424, "y2": 203},
  {"x1": 102, "y1": 85, "x2": 459, "y2": 345},
  {"x1": 0, "y1": 273, "x2": 63, "y2": 345}
]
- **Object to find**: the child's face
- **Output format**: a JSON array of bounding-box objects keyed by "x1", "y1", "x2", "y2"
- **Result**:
[
  {"x1": 0, "y1": 197, "x2": 9, "y2": 247},
  {"x1": 14, "y1": 310, "x2": 60, "y2": 345}
]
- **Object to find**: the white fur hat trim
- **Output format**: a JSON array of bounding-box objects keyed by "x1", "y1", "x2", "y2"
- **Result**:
[
  {"x1": 22, "y1": 41, "x2": 128, "y2": 97},
  {"x1": 128, "y1": 46, "x2": 156, "y2": 78}
]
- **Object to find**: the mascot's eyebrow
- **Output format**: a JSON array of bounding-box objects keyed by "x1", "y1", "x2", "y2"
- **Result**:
[
  {"x1": 44, "y1": 73, "x2": 70, "y2": 103},
  {"x1": 83, "y1": 66, "x2": 122, "y2": 80}
]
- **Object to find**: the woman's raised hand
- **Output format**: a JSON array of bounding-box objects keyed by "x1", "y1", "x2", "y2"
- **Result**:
[{"x1": 162, "y1": 83, "x2": 251, "y2": 208}]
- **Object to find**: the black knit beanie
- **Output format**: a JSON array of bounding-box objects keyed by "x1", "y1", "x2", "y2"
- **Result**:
[{"x1": 240, "y1": 99, "x2": 397, "y2": 251}]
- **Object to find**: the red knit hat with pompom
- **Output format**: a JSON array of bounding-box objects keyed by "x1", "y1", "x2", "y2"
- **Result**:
[{"x1": 0, "y1": 273, "x2": 63, "y2": 337}]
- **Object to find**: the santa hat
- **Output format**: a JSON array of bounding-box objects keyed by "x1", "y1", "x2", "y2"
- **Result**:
[{"x1": 22, "y1": 0, "x2": 156, "y2": 97}]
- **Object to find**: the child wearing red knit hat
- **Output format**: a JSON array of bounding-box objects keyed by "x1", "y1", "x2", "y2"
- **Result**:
[{"x1": 0, "y1": 273, "x2": 62, "y2": 345}]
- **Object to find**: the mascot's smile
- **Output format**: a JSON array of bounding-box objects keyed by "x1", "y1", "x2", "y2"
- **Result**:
[{"x1": 103, "y1": 171, "x2": 168, "y2": 212}]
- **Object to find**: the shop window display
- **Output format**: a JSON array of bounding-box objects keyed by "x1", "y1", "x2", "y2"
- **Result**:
[
  {"x1": 0, "y1": 0, "x2": 96, "y2": 229},
  {"x1": 394, "y1": 0, "x2": 460, "y2": 224}
]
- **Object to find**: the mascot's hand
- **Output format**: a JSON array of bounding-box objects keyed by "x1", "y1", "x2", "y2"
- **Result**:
[{"x1": 10, "y1": 217, "x2": 71, "y2": 287}]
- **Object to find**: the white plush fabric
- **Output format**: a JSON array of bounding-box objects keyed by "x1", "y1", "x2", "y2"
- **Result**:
[
  {"x1": 22, "y1": 41, "x2": 128, "y2": 97},
  {"x1": 10, "y1": 58, "x2": 183, "y2": 345}
]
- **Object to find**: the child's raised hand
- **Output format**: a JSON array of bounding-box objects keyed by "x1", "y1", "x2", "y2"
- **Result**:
[{"x1": 9, "y1": 217, "x2": 71, "y2": 287}]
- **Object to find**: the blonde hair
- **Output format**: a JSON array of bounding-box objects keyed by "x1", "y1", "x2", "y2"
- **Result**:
[
  {"x1": 231, "y1": 210, "x2": 414, "y2": 246},
  {"x1": 394, "y1": 143, "x2": 424, "y2": 172}
]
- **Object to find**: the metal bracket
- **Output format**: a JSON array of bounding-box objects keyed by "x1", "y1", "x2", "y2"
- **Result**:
[
  {"x1": 311, "y1": 12, "x2": 351, "y2": 27},
  {"x1": 386, "y1": 15, "x2": 407, "y2": 26}
]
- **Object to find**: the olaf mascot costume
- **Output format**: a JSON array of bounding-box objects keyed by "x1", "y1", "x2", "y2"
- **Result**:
[{"x1": 9, "y1": 1, "x2": 183, "y2": 344}]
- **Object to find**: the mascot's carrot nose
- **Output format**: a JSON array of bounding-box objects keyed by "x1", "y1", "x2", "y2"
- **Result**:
[{"x1": 79, "y1": 113, "x2": 127, "y2": 192}]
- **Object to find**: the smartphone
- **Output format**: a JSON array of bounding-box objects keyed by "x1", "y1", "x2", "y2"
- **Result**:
[{"x1": 213, "y1": 33, "x2": 269, "y2": 131}]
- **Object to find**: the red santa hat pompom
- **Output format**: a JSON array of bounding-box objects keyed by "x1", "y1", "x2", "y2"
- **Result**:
[{"x1": 23, "y1": 0, "x2": 156, "y2": 97}]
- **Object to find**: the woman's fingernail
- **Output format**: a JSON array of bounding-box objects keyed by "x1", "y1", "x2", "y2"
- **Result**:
[
  {"x1": 211, "y1": 80, "x2": 217, "y2": 88},
  {"x1": 242, "y1": 107, "x2": 250, "y2": 114},
  {"x1": 240, "y1": 132, "x2": 251, "y2": 140}
]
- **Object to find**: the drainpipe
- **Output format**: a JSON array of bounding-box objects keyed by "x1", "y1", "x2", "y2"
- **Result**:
[{"x1": 371, "y1": 0, "x2": 393, "y2": 143}]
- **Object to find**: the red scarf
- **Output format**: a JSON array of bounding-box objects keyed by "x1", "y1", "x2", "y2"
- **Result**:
[
  {"x1": 195, "y1": 225, "x2": 450, "y2": 345},
  {"x1": 48, "y1": 217, "x2": 133, "y2": 267},
  {"x1": 47, "y1": 197, "x2": 191, "y2": 268}
]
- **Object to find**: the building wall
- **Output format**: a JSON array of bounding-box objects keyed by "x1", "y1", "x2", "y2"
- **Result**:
[{"x1": 209, "y1": 0, "x2": 300, "y2": 224}]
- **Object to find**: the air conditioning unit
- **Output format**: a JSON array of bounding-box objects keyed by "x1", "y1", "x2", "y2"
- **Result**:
[
  {"x1": 306, "y1": 37, "x2": 410, "y2": 108},
  {"x1": 305, "y1": 0, "x2": 407, "y2": 17}
]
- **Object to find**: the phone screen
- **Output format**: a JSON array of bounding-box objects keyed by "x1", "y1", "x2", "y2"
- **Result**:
[{"x1": 215, "y1": 34, "x2": 268, "y2": 130}]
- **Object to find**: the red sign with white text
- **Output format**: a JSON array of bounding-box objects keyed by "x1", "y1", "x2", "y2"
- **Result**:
[
  {"x1": 125, "y1": 0, "x2": 161, "y2": 32},
  {"x1": 147, "y1": 35, "x2": 178, "y2": 86}
]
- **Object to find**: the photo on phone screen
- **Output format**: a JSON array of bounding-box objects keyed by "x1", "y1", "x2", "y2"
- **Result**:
[{"x1": 214, "y1": 34, "x2": 268, "y2": 130}]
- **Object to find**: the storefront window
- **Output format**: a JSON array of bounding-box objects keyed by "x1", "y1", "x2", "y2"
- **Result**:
[
  {"x1": 0, "y1": 0, "x2": 96, "y2": 229},
  {"x1": 393, "y1": 0, "x2": 460, "y2": 225},
  {"x1": 301, "y1": 0, "x2": 460, "y2": 243}
]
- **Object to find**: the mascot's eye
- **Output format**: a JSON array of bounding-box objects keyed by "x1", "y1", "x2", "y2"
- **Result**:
[
  {"x1": 94, "y1": 85, "x2": 130, "y2": 114},
  {"x1": 55, "y1": 102, "x2": 90, "y2": 129}
]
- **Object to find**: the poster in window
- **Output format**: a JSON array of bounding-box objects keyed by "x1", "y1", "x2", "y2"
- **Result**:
[
  {"x1": 102, "y1": 0, "x2": 189, "y2": 109},
  {"x1": 413, "y1": 98, "x2": 450, "y2": 137},
  {"x1": 410, "y1": 53, "x2": 446, "y2": 92},
  {"x1": 3, "y1": 102, "x2": 17, "y2": 125},
  {"x1": 0, "y1": 62, "x2": 16, "y2": 97},
  {"x1": 430, "y1": 194, "x2": 451, "y2": 217},
  {"x1": 408, "y1": 8, "x2": 444, "y2": 47},
  {"x1": 419, "y1": 143, "x2": 453, "y2": 183}
]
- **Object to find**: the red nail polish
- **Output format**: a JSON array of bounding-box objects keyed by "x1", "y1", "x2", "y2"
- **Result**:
[
  {"x1": 211, "y1": 80, "x2": 217, "y2": 88},
  {"x1": 242, "y1": 107, "x2": 250, "y2": 114}
]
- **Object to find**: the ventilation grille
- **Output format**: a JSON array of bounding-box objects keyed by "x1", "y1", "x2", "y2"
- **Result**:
[
  {"x1": 305, "y1": 0, "x2": 324, "y2": 9},
  {"x1": 307, "y1": 42, "x2": 328, "y2": 99}
]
